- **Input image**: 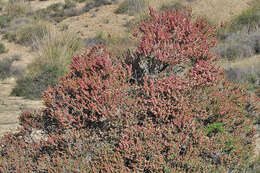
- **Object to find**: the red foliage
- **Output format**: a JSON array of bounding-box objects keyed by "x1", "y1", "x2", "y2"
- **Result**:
[
  {"x1": 128, "y1": 7, "x2": 220, "y2": 86},
  {"x1": 40, "y1": 44, "x2": 131, "y2": 131},
  {"x1": 0, "y1": 7, "x2": 257, "y2": 173}
]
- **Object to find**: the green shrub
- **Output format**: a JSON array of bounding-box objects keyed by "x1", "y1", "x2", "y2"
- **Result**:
[
  {"x1": 0, "y1": 42, "x2": 8, "y2": 54},
  {"x1": 6, "y1": 0, "x2": 32, "y2": 17},
  {"x1": 0, "y1": 55, "x2": 22, "y2": 80},
  {"x1": 114, "y1": 0, "x2": 147, "y2": 16},
  {"x1": 0, "y1": 16, "x2": 11, "y2": 28},
  {"x1": 11, "y1": 64, "x2": 64, "y2": 100},
  {"x1": 206, "y1": 122, "x2": 224, "y2": 137}
]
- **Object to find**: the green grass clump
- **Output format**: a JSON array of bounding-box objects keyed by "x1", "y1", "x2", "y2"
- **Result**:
[
  {"x1": 3, "y1": 20, "x2": 49, "y2": 46},
  {"x1": 11, "y1": 64, "x2": 63, "y2": 99},
  {"x1": 206, "y1": 122, "x2": 224, "y2": 137},
  {"x1": 0, "y1": 42, "x2": 8, "y2": 54},
  {"x1": 0, "y1": 16, "x2": 11, "y2": 28},
  {"x1": 11, "y1": 28, "x2": 83, "y2": 99},
  {"x1": 217, "y1": 0, "x2": 260, "y2": 40},
  {"x1": 114, "y1": 0, "x2": 147, "y2": 16},
  {"x1": 6, "y1": 0, "x2": 32, "y2": 17},
  {"x1": 16, "y1": 21, "x2": 49, "y2": 46}
]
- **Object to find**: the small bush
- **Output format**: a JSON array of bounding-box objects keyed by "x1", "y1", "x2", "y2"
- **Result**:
[
  {"x1": 0, "y1": 42, "x2": 8, "y2": 54},
  {"x1": 0, "y1": 55, "x2": 23, "y2": 80},
  {"x1": 2, "y1": 16, "x2": 33, "y2": 42},
  {"x1": 159, "y1": 1, "x2": 185, "y2": 12},
  {"x1": 11, "y1": 64, "x2": 63, "y2": 100},
  {"x1": 114, "y1": 0, "x2": 147, "y2": 16},
  {"x1": 213, "y1": 28, "x2": 260, "y2": 60},
  {"x1": 6, "y1": 0, "x2": 32, "y2": 17},
  {"x1": 0, "y1": 16, "x2": 11, "y2": 28}
]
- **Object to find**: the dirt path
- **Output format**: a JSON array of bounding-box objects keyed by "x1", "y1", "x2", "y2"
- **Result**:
[
  {"x1": 0, "y1": 37, "x2": 43, "y2": 136},
  {"x1": 0, "y1": 77, "x2": 42, "y2": 136}
]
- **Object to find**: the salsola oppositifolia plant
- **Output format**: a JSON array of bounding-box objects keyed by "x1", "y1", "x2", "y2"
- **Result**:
[{"x1": 0, "y1": 7, "x2": 258, "y2": 172}]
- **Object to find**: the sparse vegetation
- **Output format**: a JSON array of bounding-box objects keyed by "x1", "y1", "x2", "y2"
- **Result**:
[
  {"x1": 2, "y1": 16, "x2": 33, "y2": 42},
  {"x1": 217, "y1": 0, "x2": 260, "y2": 40},
  {"x1": 6, "y1": 0, "x2": 32, "y2": 17},
  {"x1": 33, "y1": 0, "x2": 114, "y2": 23},
  {"x1": 213, "y1": 28, "x2": 260, "y2": 61},
  {"x1": 115, "y1": 0, "x2": 148, "y2": 16},
  {"x1": 4, "y1": 20, "x2": 49, "y2": 46},
  {"x1": 223, "y1": 56, "x2": 260, "y2": 98},
  {"x1": 229, "y1": 0, "x2": 260, "y2": 33},
  {"x1": 0, "y1": 0, "x2": 5, "y2": 11},
  {"x1": 0, "y1": 16, "x2": 11, "y2": 28},
  {"x1": 11, "y1": 64, "x2": 64, "y2": 100},
  {"x1": 0, "y1": 55, "x2": 23, "y2": 80},
  {"x1": 0, "y1": 42, "x2": 8, "y2": 54},
  {"x1": 159, "y1": 1, "x2": 185, "y2": 12}
]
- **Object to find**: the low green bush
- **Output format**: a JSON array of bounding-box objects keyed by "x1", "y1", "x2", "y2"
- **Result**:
[
  {"x1": 0, "y1": 16, "x2": 11, "y2": 28},
  {"x1": 11, "y1": 64, "x2": 64, "y2": 100},
  {"x1": 0, "y1": 42, "x2": 8, "y2": 54},
  {"x1": 0, "y1": 55, "x2": 22, "y2": 80}
]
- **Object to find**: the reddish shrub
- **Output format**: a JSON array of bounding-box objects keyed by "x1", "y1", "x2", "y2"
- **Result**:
[
  {"x1": 0, "y1": 7, "x2": 257, "y2": 173},
  {"x1": 126, "y1": 7, "x2": 220, "y2": 86},
  {"x1": 116, "y1": 75, "x2": 255, "y2": 172},
  {"x1": 39, "y1": 44, "x2": 131, "y2": 132}
]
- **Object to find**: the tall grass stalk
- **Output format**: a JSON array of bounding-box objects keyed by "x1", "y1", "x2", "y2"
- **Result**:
[{"x1": 29, "y1": 27, "x2": 83, "y2": 77}]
